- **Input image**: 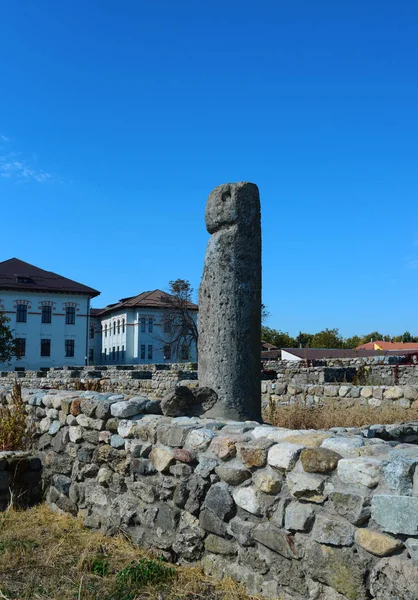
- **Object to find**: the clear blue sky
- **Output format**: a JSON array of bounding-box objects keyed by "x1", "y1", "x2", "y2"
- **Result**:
[{"x1": 1, "y1": 1, "x2": 417, "y2": 338}]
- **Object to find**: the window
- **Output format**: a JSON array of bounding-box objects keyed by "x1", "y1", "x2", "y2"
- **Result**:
[
  {"x1": 117, "y1": 346, "x2": 120, "y2": 361},
  {"x1": 121, "y1": 345, "x2": 125, "y2": 361},
  {"x1": 164, "y1": 319, "x2": 171, "y2": 334},
  {"x1": 164, "y1": 344, "x2": 171, "y2": 360},
  {"x1": 112, "y1": 346, "x2": 115, "y2": 360},
  {"x1": 15, "y1": 338, "x2": 26, "y2": 357},
  {"x1": 148, "y1": 318, "x2": 153, "y2": 333},
  {"x1": 104, "y1": 324, "x2": 107, "y2": 337},
  {"x1": 16, "y1": 304, "x2": 27, "y2": 323},
  {"x1": 89, "y1": 349, "x2": 94, "y2": 362},
  {"x1": 140, "y1": 344, "x2": 145, "y2": 360},
  {"x1": 122, "y1": 319, "x2": 125, "y2": 334},
  {"x1": 113, "y1": 322, "x2": 116, "y2": 335},
  {"x1": 41, "y1": 305, "x2": 52, "y2": 324},
  {"x1": 104, "y1": 348, "x2": 107, "y2": 363},
  {"x1": 40, "y1": 339, "x2": 51, "y2": 357},
  {"x1": 65, "y1": 306, "x2": 75, "y2": 325},
  {"x1": 117, "y1": 320, "x2": 120, "y2": 334},
  {"x1": 141, "y1": 317, "x2": 145, "y2": 332},
  {"x1": 148, "y1": 344, "x2": 153, "y2": 360},
  {"x1": 181, "y1": 344, "x2": 189, "y2": 360},
  {"x1": 65, "y1": 339, "x2": 75, "y2": 357},
  {"x1": 89, "y1": 325, "x2": 94, "y2": 339}
]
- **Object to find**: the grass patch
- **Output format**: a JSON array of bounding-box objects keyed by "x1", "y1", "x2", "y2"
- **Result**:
[
  {"x1": 0, "y1": 504, "x2": 259, "y2": 600},
  {"x1": 264, "y1": 398, "x2": 418, "y2": 429},
  {"x1": 0, "y1": 381, "x2": 32, "y2": 451}
]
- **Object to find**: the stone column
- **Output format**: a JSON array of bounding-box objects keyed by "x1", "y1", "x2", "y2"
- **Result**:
[{"x1": 198, "y1": 182, "x2": 261, "y2": 421}]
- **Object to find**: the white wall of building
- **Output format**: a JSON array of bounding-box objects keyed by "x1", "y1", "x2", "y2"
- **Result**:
[
  {"x1": 281, "y1": 350, "x2": 302, "y2": 361},
  {"x1": 92, "y1": 307, "x2": 197, "y2": 365},
  {"x1": 0, "y1": 291, "x2": 90, "y2": 371}
]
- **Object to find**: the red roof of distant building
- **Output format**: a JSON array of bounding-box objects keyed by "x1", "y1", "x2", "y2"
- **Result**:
[{"x1": 357, "y1": 341, "x2": 418, "y2": 351}]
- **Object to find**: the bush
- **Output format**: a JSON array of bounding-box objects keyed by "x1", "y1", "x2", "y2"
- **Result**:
[{"x1": 0, "y1": 381, "x2": 31, "y2": 451}]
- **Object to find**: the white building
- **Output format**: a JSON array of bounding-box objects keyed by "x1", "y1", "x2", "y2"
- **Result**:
[
  {"x1": 0, "y1": 258, "x2": 100, "y2": 371},
  {"x1": 89, "y1": 290, "x2": 198, "y2": 365}
]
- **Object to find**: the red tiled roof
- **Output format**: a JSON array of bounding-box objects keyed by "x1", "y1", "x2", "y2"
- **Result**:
[
  {"x1": 96, "y1": 289, "x2": 198, "y2": 316},
  {"x1": 357, "y1": 341, "x2": 418, "y2": 350},
  {"x1": 0, "y1": 258, "x2": 100, "y2": 298}
]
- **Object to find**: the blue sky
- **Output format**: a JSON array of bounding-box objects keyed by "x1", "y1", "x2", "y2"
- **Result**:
[{"x1": 1, "y1": 0, "x2": 417, "y2": 338}]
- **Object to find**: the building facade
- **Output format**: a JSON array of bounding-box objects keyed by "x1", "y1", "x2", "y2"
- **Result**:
[
  {"x1": 89, "y1": 290, "x2": 198, "y2": 365},
  {"x1": 0, "y1": 258, "x2": 100, "y2": 371}
]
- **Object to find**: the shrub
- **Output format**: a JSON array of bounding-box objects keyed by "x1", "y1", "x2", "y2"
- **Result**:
[{"x1": 0, "y1": 381, "x2": 31, "y2": 451}]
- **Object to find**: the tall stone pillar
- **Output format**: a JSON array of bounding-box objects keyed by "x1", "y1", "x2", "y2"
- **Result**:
[{"x1": 198, "y1": 182, "x2": 261, "y2": 422}]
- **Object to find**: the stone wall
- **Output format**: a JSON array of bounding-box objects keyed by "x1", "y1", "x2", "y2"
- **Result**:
[
  {"x1": 262, "y1": 381, "x2": 418, "y2": 411},
  {"x1": 0, "y1": 451, "x2": 42, "y2": 510},
  {"x1": 5, "y1": 386, "x2": 418, "y2": 600}
]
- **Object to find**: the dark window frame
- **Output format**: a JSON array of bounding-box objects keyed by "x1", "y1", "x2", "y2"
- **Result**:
[
  {"x1": 16, "y1": 304, "x2": 27, "y2": 323},
  {"x1": 41, "y1": 305, "x2": 52, "y2": 324},
  {"x1": 15, "y1": 337, "x2": 26, "y2": 357},
  {"x1": 40, "y1": 338, "x2": 51, "y2": 357},
  {"x1": 65, "y1": 306, "x2": 76, "y2": 325},
  {"x1": 65, "y1": 339, "x2": 75, "y2": 357},
  {"x1": 140, "y1": 344, "x2": 145, "y2": 360},
  {"x1": 148, "y1": 344, "x2": 153, "y2": 360}
]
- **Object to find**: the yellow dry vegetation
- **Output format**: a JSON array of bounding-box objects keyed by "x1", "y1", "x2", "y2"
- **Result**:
[{"x1": 0, "y1": 504, "x2": 263, "y2": 600}]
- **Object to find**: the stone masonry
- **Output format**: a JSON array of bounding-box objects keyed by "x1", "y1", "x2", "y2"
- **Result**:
[{"x1": 3, "y1": 385, "x2": 418, "y2": 600}]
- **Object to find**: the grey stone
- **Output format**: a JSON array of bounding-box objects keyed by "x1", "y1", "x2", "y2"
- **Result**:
[
  {"x1": 382, "y1": 455, "x2": 418, "y2": 495},
  {"x1": 330, "y1": 492, "x2": 371, "y2": 525},
  {"x1": 198, "y1": 182, "x2": 262, "y2": 421},
  {"x1": 110, "y1": 434, "x2": 125, "y2": 448},
  {"x1": 160, "y1": 386, "x2": 195, "y2": 417},
  {"x1": 199, "y1": 508, "x2": 227, "y2": 536},
  {"x1": 215, "y1": 462, "x2": 251, "y2": 486},
  {"x1": 287, "y1": 471, "x2": 325, "y2": 502},
  {"x1": 337, "y1": 458, "x2": 381, "y2": 488},
  {"x1": 404, "y1": 385, "x2": 418, "y2": 401},
  {"x1": 252, "y1": 523, "x2": 299, "y2": 558},
  {"x1": 110, "y1": 399, "x2": 147, "y2": 418},
  {"x1": 229, "y1": 517, "x2": 255, "y2": 546},
  {"x1": 370, "y1": 556, "x2": 418, "y2": 600},
  {"x1": 285, "y1": 502, "x2": 315, "y2": 531},
  {"x1": 80, "y1": 398, "x2": 98, "y2": 417},
  {"x1": 205, "y1": 534, "x2": 237, "y2": 555},
  {"x1": 195, "y1": 457, "x2": 219, "y2": 478},
  {"x1": 371, "y1": 495, "x2": 418, "y2": 534},
  {"x1": 322, "y1": 436, "x2": 364, "y2": 455},
  {"x1": 203, "y1": 482, "x2": 235, "y2": 520},
  {"x1": 312, "y1": 514, "x2": 355, "y2": 546},
  {"x1": 405, "y1": 538, "x2": 418, "y2": 563}
]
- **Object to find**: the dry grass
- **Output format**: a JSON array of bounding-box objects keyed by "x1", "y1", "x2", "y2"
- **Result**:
[
  {"x1": 264, "y1": 398, "x2": 418, "y2": 429},
  {"x1": 0, "y1": 382, "x2": 33, "y2": 451},
  {"x1": 0, "y1": 504, "x2": 260, "y2": 600}
]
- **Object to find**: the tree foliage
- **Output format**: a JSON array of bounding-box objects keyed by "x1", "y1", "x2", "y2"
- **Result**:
[
  {"x1": 0, "y1": 311, "x2": 19, "y2": 365},
  {"x1": 158, "y1": 279, "x2": 198, "y2": 361}
]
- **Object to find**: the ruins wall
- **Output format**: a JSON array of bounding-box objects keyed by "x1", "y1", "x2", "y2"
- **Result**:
[{"x1": 3, "y1": 386, "x2": 418, "y2": 600}]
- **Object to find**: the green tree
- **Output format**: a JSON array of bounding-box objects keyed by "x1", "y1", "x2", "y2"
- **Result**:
[
  {"x1": 0, "y1": 311, "x2": 19, "y2": 365},
  {"x1": 358, "y1": 332, "x2": 384, "y2": 346},
  {"x1": 295, "y1": 332, "x2": 314, "y2": 348},
  {"x1": 402, "y1": 331, "x2": 413, "y2": 343},
  {"x1": 158, "y1": 280, "x2": 198, "y2": 361},
  {"x1": 344, "y1": 335, "x2": 362, "y2": 349},
  {"x1": 310, "y1": 328, "x2": 344, "y2": 348},
  {"x1": 262, "y1": 327, "x2": 296, "y2": 348}
]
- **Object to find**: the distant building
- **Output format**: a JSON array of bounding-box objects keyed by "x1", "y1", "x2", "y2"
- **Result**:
[
  {"x1": 280, "y1": 347, "x2": 418, "y2": 362},
  {"x1": 89, "y1": 290, "x2": 198, "y2": 365},
  {"x1": 0, "y1": 258, "x2": 100, "y2": 370},
  {"x1": 356, "y1": 341, "x2": 418, "y2": 351}
]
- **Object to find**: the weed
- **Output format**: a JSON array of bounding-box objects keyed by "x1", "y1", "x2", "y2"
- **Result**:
[{"x1": 0, "y1": 382, "x2": 32, "y2": 451}]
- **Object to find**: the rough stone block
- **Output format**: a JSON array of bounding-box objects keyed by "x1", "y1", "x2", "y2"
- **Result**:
[
  {"x1": 337, "y1": 458, "x2": 381, "y2": 488},
  {"x1": 330, "y1": 492, "x2": 370, "y2": 525},
  {"x1": 370, "y1": 556, "x2": 418, "y2": 600},
  {"x1": 149, "y1": 447, "x2": 175, "y2": 473},
  {"x1": 301, "y1": 448, "x2": 342, "y2": 473},
  {"x1": 322, "y1": 436, "x2": 364, "y2": 455},
  {"x1": 287, "y1": 471, "x2": 325, "y2": 503},
  {"x1": 355, "y1": 528, "x2": 402, "y2": 556},
  {"x1": 204, "y1": 482, "x2": 235, "y2": 520},
  {"x1": 267, "y1": 442, "x2": 305, "y2": 471},
  {"x1": 371, "y1": 495, "x2": 418, "y2": 535},
  {"x1": 252, "y1": 523, "x2": 299, "y2": 558},
  {"x1": 215, "y1": 462, "x2": 251, "y2": 486},
  {"x1": 252, "y1": 468, "x2": 282, "y2": 494},
  {"x1": 237, "y1": 439, "x2": 273, "y2": 468},
  {"x1": 285, "y1": 502, "x2": 315, "y2": 532},
  {"x1": 312, "y1": 514, "x2": 355, "y2": 546},
  {"x1": 110, "y1": 399, "x2": 147, "y2": 418},
  {"x1": 233, "y1": 487, "x2": 264, "y2": 516}
]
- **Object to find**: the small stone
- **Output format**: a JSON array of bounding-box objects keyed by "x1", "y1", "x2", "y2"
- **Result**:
[
  {"x1": 204, "y1": 482, "x2": 235, "y2": 520},
  {"x1": 284, "y1": 433, "x2": 333, "y2": 448},
  {"x1": 149, "y1": 447, "x2": 175, "y2": 472},
  {"x1": 172, "y1": 448, "x2": 193, "y2": 463},
  {"x1": 331, "y1": 492, "x2": 370, "y2": 525},
  {"x1": 252, "y1": 523, "x2": 299, "y2": 558},
  {"x1": 199, "y1": 509, "x2": 227, "y2": 536},
  {"x1": 186, "y1": 429, "x2": 215, "y2": 451},
  {"x1": 301, "y1": 448, "x2": 342, "y2": 473},
  {"x1": 322, "y1": 436, "x2": 364, "y2": 455},
  {"x1": 355, "y1": 528, "x2": 402, "y2": 556},
  {"x1": 110, "y1": 399, "x2": 147, "y2": 418},
  {"x1": 383, "y1": 387, "x2": 403, "y2": 400},
  {"x1": 195, "y1": 457, "x2": 219, "y2": 478},
  {"x1": 312, "y1": 514, "x2": 355, "y2": 546},
  {"x1": 404, "y1": 386, "x2": 418, "y2": 401},
  {"x1": 237, "y1": 439, "x2": 273, "y2": 468},
  {"x1": 98, "y1": 430, "x2": 111, "y2": 443},
  {"x1": 110, "y1": 434, "x2": 125, "y2": 448},
  {"x1": 215, "y1": 462, "x2": 251, "y2": 486},
  {"x1": 210, "y1": 434, "x2": 249, "y2": 460},
  {"x1": 205, "y1": 534, "x2": 237, "y2": 555},
  {"x1": 252, "y1": 469, "x2": 282, "y2": 494},
  {"x1": 287, "y1": 471, "x2": 325, "y2": 503},
  {"x1": 48, "y1": 420, "x2": 61, "y2": 435},
  {"x1": 267, "y1": 442, "x2": 305, "y2": 471},
  {"x1": 360, "y1": 387, "x2": 373, "y2": 399},
  {"x1": 285, "y1": 502, "x2": 315, "y2": 531},
  {"x1": 117, "y1": 419, "x2": 136, "y2": 438},
  {"x1": 337, "y1": 458, "x2": 381, "y2": 488},
  {"x1": 383, "y1": 455, "x2": 418, "y2": 495},
  {"x1": 405, "y1": 538, "x2": 418, "y2": 563},
  {"x1": 70, "y1": 399, "x2": 82, "y2": 416},
  {"x1": 233, "y1": 487, "x2": 263, "y2": 516},
  {"x1": 68, "y1": 426, "x2": 83, "y2": 443},
  {"x1": 229, "y1": 517, "x2": 255, "y2": 547},
  {"x1": 371, "y1": 495, "x2": 418, "y2": 535}
]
